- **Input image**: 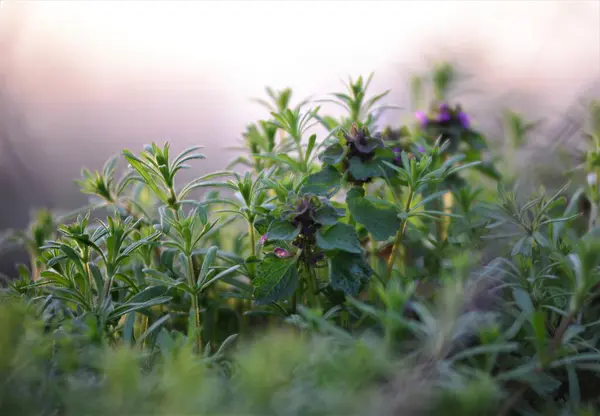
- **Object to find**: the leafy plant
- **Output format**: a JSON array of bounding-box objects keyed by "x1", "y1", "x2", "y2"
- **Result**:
[{"x1": 2, "y1": 65, "x2": 600, "y2": 415}]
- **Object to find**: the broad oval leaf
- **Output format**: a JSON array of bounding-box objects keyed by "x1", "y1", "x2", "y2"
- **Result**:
[
  {"x1": 316, "y1": 223, "x2": 362, "y2": 254},
  {"x1": 346, "y1": 187, "x2": 401, "y2": 241},
  {"x1": 267, "y1": 220, "x2": 301, "y2": 242},
  {"x1": 253, "y1": 254, "x2": 298, "y2": 305},
  {"x1": 328, "y1": 251, "x2": 372, "y2": 296}
]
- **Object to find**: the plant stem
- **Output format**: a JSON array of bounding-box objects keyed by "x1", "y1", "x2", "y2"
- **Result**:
[
  {"x1": 368, "y1": 235, "x2": 379, "y2": 303},
  {"x1": 30, "y1": 252, "x2": 40, "y2": 282},
  {"x1": 291, "y1": 292, "x2": 297, "y2": 315},
  {"x1": 589, "y1": 200, "x2": 598, "y2": 231},
  {"x1": 247, "y1": 219, "x2": 257, "y2": 328},
  {"x1": 187, "y1": 255, "x2": 202, "y2": 352},
  {"x1": 384, "y1": 188, "x2": 414, "y2": 283},
  {"x1": 305, "y1": 260, "x2": 321, "y2": 310},
  {"x1": 248, "y1": 221, "x2": 256, "y2": 258},
  {"x1": 294, "y1": 138, "x2": 306, "y2": 171}
]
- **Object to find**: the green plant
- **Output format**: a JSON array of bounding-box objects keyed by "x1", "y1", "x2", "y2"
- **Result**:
[{"x1": 3, "y1": 64, "x2": 600, "y2": 415}]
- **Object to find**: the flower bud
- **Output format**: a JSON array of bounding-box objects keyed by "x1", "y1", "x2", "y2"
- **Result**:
[{"x1": 274, "y1": 248, "x2": 292, "y2": 258}]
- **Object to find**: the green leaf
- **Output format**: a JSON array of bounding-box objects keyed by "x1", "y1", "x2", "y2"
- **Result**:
[
  {"x1": 496, "y1": 360, "x2": 539, "y2": 381},
  {"x1": 328, "y1": 251, "x2": 372, "y2": 296},
  {"x1": 123, "y1": 150, "x2": 169, "y2": 203},
  {"x1": 449, "y1": 343, "x2": 519, "y2": 363},
  {"x1": 513, "y1": 287, "x2": 534, "y2": 315},
  {"x1": 562, "y1": 325, "x2": 584, "y2": 344},
  {"x1": 267, "y1": 220, "x2": 301, "y2": 241},
  {"x1": 138, "y1": 314, "x2": 171, "y2": 345},
  {"x1": 531, "y1": 310, "x2": 548, "y2": 361},
  {"x1": 313, "y1": 205, "x2": 345, "y2": 226},
  {"x1": 511, "y1": 236, "x2": 526, "y2": 257},
  {"x1": 567, "y1": 364, "x2": 581, "y2": 409},
  {"x1": 198, "y1": 246, "x2": 218, "y2": 286},
  {"x1": 253, "y1": 254, "x2": 298, "y2": 304},
  {"x1": 532, "y1": 231, "x2": 550, "y2": 248},
  {"x1": 200, "y1": 265, "x2": 242, "y2": 292},
  {"x1": 306, "y1": 134, "x2": 317, "y2": 163},
  {"x1": 316, "y1": 223, "x2": 362, "y2": 254},
  {"x1": 346, "y1": 187, "x2": 401, "y2": 241},
  {"x1": 129, "y1": 286, "x2": 170, "y2": 303},
  {"x1": 110, "y1": 296, "x2": 172, "y2": 320},
  {"x1": 348, "y1": 156, "x2": 382, "y2": 181},
  {"x1": 56, "y1": 243, "x2": 87, "y2": 276},
  {"x1": 123, "y1": 312, "x2": 136, "y2": 347},
  {"x1": 89, "y1": 262, "x2": 104, "y2": 295},
  {"x1": 319, "y1": 143, "x2": 345, "y2": 165},
  {"x1": 474, "y1": 161, "x2": 502, "y2": 181},
  {"x1": 39, "y1": 270, "x2": 71, "y2": 287},
  {"x1": 549, "y1": 353, "x2": 600, "y2": 368},
  {"x1": 301, "y1": 165, "x2": 342, "y2": 196},
  {"x1": 254, "y1": 153, "x2": 302, "y2": 171}
]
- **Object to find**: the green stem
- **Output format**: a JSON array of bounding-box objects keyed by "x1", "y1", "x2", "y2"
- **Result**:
[
  {"x1": 291, "y1": 292, "x2": 297, "y2": 315},
  {"x1": 368, "y1": 235, "x2": 379, "y2": 303},
  {"x1": 249, "y1": 220, "x2": 256, "y2": 257},
  {"x1": 305, "y1": 261, "x2": 321, "y2": 310},
  {"x1": 384, "y1": 188, "x2": 414, "y2": 283},
  {"x1": 187, "y1": 255, "x2": 202, "y2": 352},
  {"x1": 30, "y1": 252, "x2": 40, "y2": 282},
  {"x1": 293, "y1": 137, "x2": 306, "y2": 171},
  {"x1": 589, "y1": 201, "x2": 598, "y2": 231},
  {"x1": 589, "y1": 168, "x2": 599, "y2": 231}
]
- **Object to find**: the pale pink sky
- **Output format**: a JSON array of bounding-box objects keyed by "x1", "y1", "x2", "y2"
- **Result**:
[
  {"x1": 0, "y1": 0, "x2": 598, "y2": 208},
  {"x1": 5, "y1": 1, "x2": 599, "y2": 102}
]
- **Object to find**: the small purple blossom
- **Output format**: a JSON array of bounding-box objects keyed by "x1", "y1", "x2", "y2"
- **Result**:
[
  {"x1": 438, "y1": 111, "x2": 451, "y2": 123},
  {"x1": 415, "y1": 111, "x2": 428, "y2": 127},
  {"x1": 274, "y1": 248, "x2": 292, "y2": 258},
  {"x1": 393, "y1": 147, "x2": 402, "y2": 162},
  {"x1": 437, "y1": 103, "x2": 451, "y2": 123},
  {"x1": 417, "y1": 144, "x2": 425, "y2": 153},
  {"x1": 260, "y1": 234, "x2": 268, "y2": 245},
  {"x1": 458, "y1": 111, "x2": 471, "y2": 129},
  {"x1": 438, "y1": 112, "x2": 451, "y2": 122}
]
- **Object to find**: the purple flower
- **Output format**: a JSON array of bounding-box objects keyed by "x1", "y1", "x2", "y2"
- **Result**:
[
  {"x1": 417, "y1": 145, "x2": 425, "y2": 153},
  {"x1": 458, "y1": 111, "x2": 471, "y2": 129},
  {"x1": 260, "y1": 234, "x2": 268, "y2": 245},
  {"x1": 438, "y1": 112, "x2": 451, "y2": 122},
  {"x1": 274, "y1": 248, "x2": 292, "y2": 258},
  {"x1": 415, "y1": 111, "x2": 428, "y2": 127},
  {"x1": 393, "y1": 147, "x2": 402, "y2": 162},
  {"x1": 437, "y1": 103, "x2": 451, "y2": 123}
]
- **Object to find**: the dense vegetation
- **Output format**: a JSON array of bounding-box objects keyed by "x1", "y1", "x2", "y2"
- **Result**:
[{"x1": 2, "y1": 64, "x2": 600, "y2": 415}]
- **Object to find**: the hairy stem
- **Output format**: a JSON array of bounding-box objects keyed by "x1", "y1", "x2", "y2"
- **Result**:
[
  {"x1": 385, "y1": 188, "x2": 414, "y2": 283},
  {"x1": 589, "y1": 200, "x2": 598, "y2": 231},
  {"x1": 305, "y1": 260, "x2": 321, "y2": 310},
  {"x1": 187, "y1": 255, "x2": 202, "y2": 352},
  {"x1": 249, "y1": 221, "x2": 256, "y2": 258}
]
